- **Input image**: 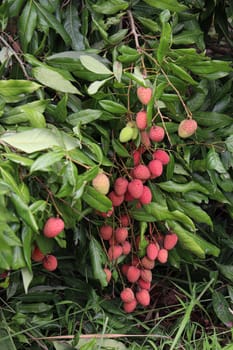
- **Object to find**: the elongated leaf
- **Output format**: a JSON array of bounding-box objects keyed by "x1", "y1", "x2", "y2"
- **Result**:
[
  {"x1": 83, "y1": 186, "x2": 112, "y2": 212},
  {"x1": 80, "y1": 55, "x2": 112, "y2": 75},
  {"x1": 217, "y1": 264, "x2": 233, "y2": 282},
  {"x1": 157, "y1": 180, "x2": 209, "y2": 194},
  {"x1": 177, "y1": 200, "x2": 213, "y2": 228},
  {"x1": 212, "y1": 290, "x2": 233, "y2": 327},
  {"x1": 92, "y1": 0, "x2": 129, "y2": 14},
  {"x1": 63, "y1": 0, "x2": 85, "y2": 50},
  {"x1": 21, "y1": 267, "x2": 33, "y2": 294},
  {"x1": 112, "y1": 139, "x2": 130, "y2": 157},
  {"x1": 87, "y1": 78, "x2": 111, "y2": 95},
  {"x1": 89, "y1": 238, "x2": 107, "y2": 288},
  {"x1": 30, "y1": 150, "x2": 65, "y2": 173},
  {"x1": 67, "y1": 109, "x2": 103, "y2": 125},
  {"x1": 143, "y1": 0, "x2": 187, "y2": 12},
  {"x1": 168, "y1": 62, "x2": 198, "y2": 85},
  {"x1": 207, "y1": 148, "x2": 226, "y2": 174},
  {"x1": 99, "y1": 100, "x2": 127, "y2": 114},
  {"x1": 19, "y1": 1, "x2": 37, "y2": 52},
  {"x1": 0, "y1": 80, "x2": 41, "y2": 96},
  {"x1": 157, "y1": 22, "x2": 172, "y2": 64},
  {"x1": 10, "y1": 193, "x2": 38, "y2": 232}
]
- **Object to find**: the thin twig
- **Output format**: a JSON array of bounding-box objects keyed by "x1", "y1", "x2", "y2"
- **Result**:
[
  {"x1": 33, "y1": 333, "x2": 170, "y2": 341},
  {"x1": 127, "y1": 10, "x2": 141, "y2": 50}
]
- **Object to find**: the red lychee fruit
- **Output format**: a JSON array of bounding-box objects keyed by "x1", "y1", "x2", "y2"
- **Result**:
[
  {"x1": 31, "y1": 246, "x2": 45, "y2": 262},
  {"x1": 157, "y1": 248, "x2": 168, "y2": 263},
  {"x1": 92, "y1": 173, "x2": 110, "y2": 194},
  {"x1": 131, "y1": 255, "x2": 140, "y2": 266},
  {"x1": 139, "y1": 185, "x2": 152, "y2": 205},
  {"x1": 148, "y1": 159, "x2": 163, "y2": 178},
  {"x1": 121, "y1": 264, "x2": 130, "y2": 276},
  {"x1": 127, "y1": 179, "x2": 144, "y2": 199},
  {"x1": 99, "y1": 225, "x2": 113, "y2": 240},
  {"x1": 114, "y1": 177, "x2": 128, "y2": 196},
  {"x1": 115, "y1": 227, "x2": 128, "y2": 243},
  {"x1": 137, "y1": 278, "x2": 151, "y2": 290},
  {"x1": 133, "y1": 164, "x2": 151, "y2": 181},
  {"x1": 136, "y1": 110, "x2": 148, "y2": 130},
  {"x1": 43, "y1": 217, "x2": 65, "y2": 238},
  {"x1": 141, "y1": 256, "x2": 155, "y2": 270},
  {"x1": 178, "y1": 119, "x2": 197, "y2": 138},
  {"x1": 108, "y1": 245, "x2": 123, "y2": 261},
  {"x1": 127, "y1": 266, "x2": 141, "y2": 283},
  {"x1": 108, "y1": 191, "x2": 124, "y2": 207},
  {"x1": 133, "y1": 149, "x2": 141, "y2": 166},
  {"x1": 104, "y1": 268, "x2": 112, "y2": 283},
  {"x1": 137, "y1": 86, "x2": 152, "y2": 105},
  {"x1": 123, "y1": 299, "x2": 137, "y2": 313},
  {"x1": 120, "y1": 287, "x2": 135, "y2": 303},
  {"x1": 122, "y1": 240, "x2": 131, "y2": 255},
  {"x1": 140, "y1": 130, "x2": 151, "y2": 148},
  {"x1": 119, "y1": 214, "x2": 131, "y2": 227},
  {"x1": 149, "y1": 125, "x2": 165, "y2": 142},
  {"x1": 42, "y1": 255, "x2": 58, "y2": 271},
  {"x1": 136, "y1": 289, "x2": 150, "y2": 306},
  {"x1": 164, "y1": 233, "x2": 178, "y2": 250},
  {"x1": 124, "y1": 191, "x2": 135, "y2": 202},
  {"x1": 140, "y1": 269, "x2": 152, "y2": 283},
  {"x1": 146, "y1": 243, "x2": 159, "y2": 260},
  {"x1": 153, "y1": 149, "x2": 170, "y2": 165}
]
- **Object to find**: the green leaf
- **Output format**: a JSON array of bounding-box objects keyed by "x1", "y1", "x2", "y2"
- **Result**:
[
  {"x1": 112, "y1": 139, "x2": 130, "y2": 158},
  {"x1": 225, "y1": 135, "x2": 233, "y2": 153},
  {"x1": 83, "y1": 186, "x2": 112, "y2": 212},
  {"x1": 32, "y1": 66, "x2": 82, "y2": 94},
  {"x1": 217, "y1": 264, "x2": 233, "y2": 282},
  {"x1": 157, "y1": 181, "x2": 209, "y2": 194},
  {"x1": 177, "y1": 200, "x2": 213, "y2": 228},
  {"x1": 2, "y1": 153, "x2": 33, "y2": 167},
  {"x1": 67, "y1": 109, "x2": 103, "y2": 126},
  {"x1": 99, "y1": 100, "x2": 127, "y2": 114},
  {"x1": 143, "y1": 0, "x2": 187, "y2": 12},
  {"x1": 80, "y1": 55, "x2": 112, "y2": 75},
  {"x1": 63, "y1": 0, "x2": 85, "y2": 50},
  {"x1": 157, "y1": 22, "x2": 172, "y2": 64},
  {"x1": 21, "y1": 267, "x2": 33, "y2": 294},
  {"x1": 206, "y1": 148, "x2": 226, "y2": 174},
  {"x1": 0, "y1": 80, "x2": 41, "y2": 96},
  {"x1": 212, "y1": 290, "x2": 233, "y2": 327},
  {"x1": 168, "y1": 62, "x2": 198, "y2": 85},
  {"x1": 10, "y1": 193, "x2": 38, "y2": 232},
  {"x1": 30, "y1": 150, "x2": 65, "y2": 173},
  {"x1": 89, "y1": 238, "x2": 107, "y2": 288},
  {"x1": 87, "y1": 78, "x2": 111, "y2": 95},
  {"x1": 19, "y1": 1, "x2": 37, "y2": 52},
  {"x1": 92, "y1": 0, "x2": 129, "y2": 14}
]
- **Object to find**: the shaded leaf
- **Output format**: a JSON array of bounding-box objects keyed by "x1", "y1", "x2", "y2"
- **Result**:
[{"x1": 80, "y1": 55, "x2": 112, "y2": 75}]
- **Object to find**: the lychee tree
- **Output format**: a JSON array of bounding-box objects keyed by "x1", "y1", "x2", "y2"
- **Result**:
[{"x1": 0, "y1": 0, "x2": 233, "y2": 324}]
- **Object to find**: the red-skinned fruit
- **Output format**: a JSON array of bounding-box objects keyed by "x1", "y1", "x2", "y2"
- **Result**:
[
  {"x1": 122, "y1": 240, "x2": 132, "y2": 255},
  {"x1": 31, "y1": 246, "x2": 45, "y2": 262},
  {"x1": 124, "y1": 190, "x2": 135, "y2": 202},
  {"x1": 137, "y1": 87, "x2": 152, "y2": 105},
  {"x1": 140, "y1": 130, "x2": 151, "y2": 148},
  {"x1": 140, "y1": 269, "x2": 152, "y2": 283},
  {"x1": 157, "y1": 248, "x2": 168, "y2": 263},
  {"x1": 42, "y1": 255, "x2": 58, "y2": 271},
  {"x1": 92, "y1": 173, "x2": 110, "y2": 194},
  {"x1": 108, "y1": 191, "x2": 124, "y2": 207},
  {"x1": 104, "y1": 268, "x2": 112, "y2": 283},
  {"x1": 137, "y1": 278, "x2": 151, "y2": 290},
  {"x1": 148, "y1": 159, "x2": 163, "y2": 178},
  {"x1": 114, "y1": 177, "x2": 129, "y2": 196},
  {"x1": 131, "y1": 255, "x2": 140, "y2": 266},
  {"x1": 178, "y1": 119, "x2": 197, "y2": 138},
  {"x1": 146, "y1": 242, "x2": 159, "y2": 260},
  {"x1": 136, "y1": 289, "x2": 150, "y2": 306},
  {"x1": 123, "y1": 299, "x2": 137, "y2": 313},
  {"x1": 133, "y1": 164, "x2": 151, "y2": 181},
  {"x1": 120, "y1": 287, "x2": 135, "y2": 303},
  {"x1": 164, "y1": 233, "x2": 178, "y2": 250},
  {"x1": 115, "y1": 227, "x2": 128, "y2": 243},
  {"x1": 149, "y1": 125, "x2": 165, "y2": 142},
  {"x1": 133, "y1": 149, "x2": 141, "y2": 166},
  {"x1": 127, "y1": 179, "x2": 144, "y2": 199},
  {"x1": 43, "y1": 217, "x2": 65, "y2": 238},
  {"x1": 108, "y1": 245, "x2": 123, "y2": 261},
  {"x1": 121, "y1": 264, "x2": 130, "y2": 276},
  {"x1": 127, "y1": 266, "x2": 141, "y2": 283},
  {"x1": 119, "y1": 214, "x2": 131, "y2": 227},
  {"x1": 141, "y1": 256, "x2": 155, "y2": 270},
  {"x1": 99, "y1": 225, "x2": 113, "y2": 240},
  {"x1": 139, "y1": 186, "x2": 152, "y2": 205},
  {"x1": 153, "y1": 149, "x2": 170, "y2": 165},
  {"x1": 136, "y1": 110, "x2": 148, "y2": 130},
  {"x1": 96, "y1": 207, "x2": 114, "y2": 218}
]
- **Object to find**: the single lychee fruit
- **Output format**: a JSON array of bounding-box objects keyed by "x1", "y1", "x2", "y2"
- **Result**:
[
  {"x1": 31, "y1": 246, "x2": 45, "y2": 262},
  {"x1": 140, "y1": 130, "x2": 151, "y2": 148},
  {"x1": 133, "y1": 149, "x2": 141, "y2": 166},
  {"x1": 137, "y1": 278, "x2": 151, "y2": 290},
  {"x1": 115, "y1": 227, "x2": 128, "y2": 243},
  {"x1": 131, "y1": 255, "x2": 140, "y2": 266},
  {"x1": 43, "y1": 217, "x2": 65, "y2": 238},
  {"x1": 120, "y1": 287, "x2": 135, "y2": 303},
  {"x1": 114, "y1": 177, "x2": 129, "y2": 196},
  {"x1": 178, "y1": 119, "x2": 197, "y2": 138},
  {"x1": 137, "y1": 86, "x2": 152, "y2": 105},
  {"x1": 104, "y1": 268, "x2": 112, "y2": 283},
  {"x1": 164, "y1": 233, "x2": 178, "y2": 250},
  {"x1": 153, "y1": 149, "x2": 170, "y2": 165},
  {"x1": 139, "y1": 186, "x2": 152, "y2": 205},
  {"x1": 122, "y1": 240, "x2": 131, "y2": 255},
  {"x1": 148, "y1": 159, "x2": 163, "y2": 178},
  {"x1": 42, "y1": 255, "x2": 58, "y2": 271},
  {"x1": 136, "y1": 111, "x2": 148, "y2": 130},
  {"x1": 123, "y1": 299, "x2": 137, "y2": 313},
  {"x1": 92, "y1": 173, "x2": 110, "y2": 195},
  {"x1": 127, "y1": 179, "x2": 144, "y2": 199},
  {"x1": 127, "y1": 266, "x2": 141, "y2": 283},
  {"x1": 141, "y1": 256, "x2": 155, "y2": 270},
  {"x1": 108, "y1": 191, "x2": 124, "y2": 207},
  {"x1": 121, "y1": 264, "x2": 130, "y2": 276},
  {"x1": 119, "y1": 214, "x2": 131, "y2": 227},
  {"x1": 133, "y1": 164, "x2": 151, "y2": 181},
  {"x1": 157, "y1": 248, "x2": 168, "y2": 263},
  {"x1": 146, "y1": 243, "x2": 159, "y2": 260},
  {"x1": 149, "y1": 126, "x2": 165, "y2": 142},
  {"x1": 100, "y1": 225, "x2": 113, "y2": 240},
  {"x1": 119, "y1": 126, "x2": 134, "y2": 143},
  {"x1": 136, "y1": 289, "x2": 150, "y2": 306},
  {"x1": 140, "y1": 269, "x2": 152, "y2": 283},
  {"x1": 108, "y1": 245, "x2": 123, "y2": 261}
]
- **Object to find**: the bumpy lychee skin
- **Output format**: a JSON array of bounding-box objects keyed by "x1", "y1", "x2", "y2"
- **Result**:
[
  {"x1": 148, "y1": 159, "x2": 163, "y2": 178},
  {"x1": 115, "y1": 227, "x2": 128, "y2": 243},
  {"x1": 119, "y1": 126, "x2": 134, "y2": 143},
  {"x1": 108, "y1": 191, "x2": 124, "y2": 207},
  {"x1": 121, "y1": 264, "x2": 130, "y2": 276},
  {"x1": 92, "y1": 173, "x2": 110, "y2": 195},
  {"x1": 153, "y1": 149, "x2": 170, "y2": 165},
  {"x1": 140, "y1": 130, "x2": 151, "y2": 148},
  {"x1": 122, "y1": 240, "x2": 131, "y2": 255},
  {"x1": 119, "y1": 214, "x2": 130, "y2": 227},
  {"x1": 124, "y1": 191, "x2": 134, "y2": 202},
  {"x1": 31, "y1": 246, "x2": 45, "y2": 262},
  {"x1": 123, "y1": 299, "x2": 137, "y2": 313},
  {"x1": 133, "y1": 164, "x2": 151, "y2": 181},
  {"x1": 136, "y1": 289, "x2": 150, "y2": 306},
  {"x1": 146, "y1": 243, "x2": 159, "y2": 260},
  {"x1": 108, "y1": 245, "x2": 123, "y2": 261},
  {"x1": 104, "y1": 268, "x2": 112, "y2": 283},
  {"x1": 114, "y1": 177, "x2": 129, "y2": 196},
  {"x1": 139, "y1": 186, "x2": 152, "y2": 205},
  {"x1": 120, "y1": 288, "x2": 135, "y2": 303},
  {"x1": 42, "y1": 255, "x2": 58, "y2": 271},
  {"x1": 157, "y1": 248, "x2": 168, "y2": 263},
  {"x1": 178, "y1": 119, "x2": 197, "y2": 138},
  {"x1": 100, "y1": 225, "x2": 113, "y2": 240},
  {"x1": 133, "y1": 149, "x2": 141, "y2": 166},
  {"x1": 164, "y1": 233, "x2": 178, "y2": 250},
  {"x1": 136, "y1": 110, "x2": 148, "y2": 130},
  {"x1": 149, "y1": 125, "x2": 165, "y2": 142},
  {"x1": 137, "y1": 86, "x2": 152, "y2": 105},
  {"x1": 138, "y1": 278, "x2": 151, "y2": 290},
  {"x1": 43, "y1": 217, "x2": 65, "y2": 238},
  {"x1": 140, "y1": 269, "x2": 152, "y2": 283},
  {"x1": 141, "y1": 256, "x2": 155, "y2": 270},
  {"x1": 127, "y1": 179, "x2": 144, "y2": 199},
  {"x1": 127, "y1": 266, "x2": 141, "y2": 283}
]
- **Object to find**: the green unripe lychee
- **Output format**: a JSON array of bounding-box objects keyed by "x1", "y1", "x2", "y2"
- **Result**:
[{"x1": 119, "y1": 126, "x2": 134, "y2": 143}]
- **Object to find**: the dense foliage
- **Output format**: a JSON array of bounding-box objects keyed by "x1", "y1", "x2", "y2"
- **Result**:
[{"x1": 0, "y1": 0, "x2": 233, "y2": 349}]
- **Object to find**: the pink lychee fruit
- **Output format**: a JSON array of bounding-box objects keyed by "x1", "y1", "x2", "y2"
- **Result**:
[
  {"x1": 31, "y1": 246, "x2": 45, "y2": 262},
  {"x1": 153, "y1": 149, "x2": 170, "y2": 165},
  {"x1": 104, "y1": 268, "x2": 112, "y2": 283},
  {"x1": 115, "y1": 227, "x2": 128, "y2": 243},
  {"x1": 146, "y1": 242, "x2": 159, "y2": 260},
  {"x1": 149, "y1": 126, "x2": 165, "y2": 142},
  {"x1": 127, "y1": 179, "x2": 144, "y2": 199},
  {"x1": 164, "y1": 233, "x2": 178, "y2": 250},
  {"x1": 178, "y1": 119, "x2": 197, "y2": 138},
  {"x1": 127, "y1": 266, "x2": 141, "y2": 283},
  {"x1": 108, "y1": 191, "x2": 124, "y2": 207},
  {"x1": 122, "y1": 240, "x2": 131, "y2": 255},
  {"x1": 140, "y1": 269, "x2": 152, "y2": 283},
  {"x1": 136, "y1": 110, "x2": 148, "y2": 130},
  {"x1": 137, "y1": 278, "x2": 151, "y2": 290},
  {"x1": 141, "y1": 256, "x2": 155, "y2": 270},
  {"x1": 108, "y1": 245, "x2": 123, "y2": 261},
  {"x1": 157, "y1": 248, "x2": 168, "y2": 263},
  {"x1": 92, "y1": 173, "x2": 110, "y2": 194},
  {"x1": 42, "y1": 255, "x2": 58, "y2": 271},
  {"x1": 148, "y1": 159, "x2": 163, "y2": 178},
  {"x1": 139, "y1": 185, "x2": 152, "y2": 205},
  {"x1": 99, "y1": 225, "x2": 113, "y2": 240},
  {"x1": 43, "y1": 217, "x2": 65, "y2": 238},
  {"x1": 114, "y1": 177, "x2": 129, "y2": 196},
  {"x1": 140, "y1": 130, "x2": 151, "y2": 148},
  {"x1": 136, "y1": 289, "x2": 150, "y2": 306},
  {"x1": 123, "y1": 299, "x2": 137, "y2": 313},
  {"x1": 133, "y1": 164, "x2": 151, "y2": 181},
  {"x1": 119, "y1": 214, "x2": 131, "y2": 227},
  {"x1": 137, "y1": 86, "x2": 152, "y2": 105},
  {"x1": 120, "y1": 287, "x2": 135, "y2": 303}
]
